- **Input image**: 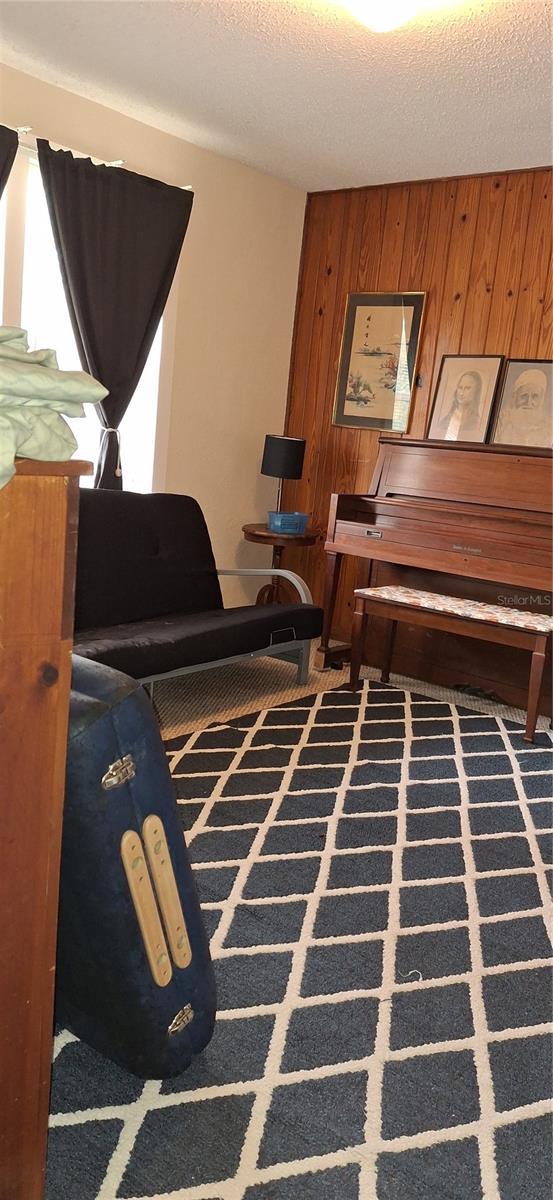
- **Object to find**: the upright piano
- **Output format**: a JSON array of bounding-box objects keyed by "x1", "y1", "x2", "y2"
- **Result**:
[{"x1": 320, "y1": 438, "x2": 552, "y2": 710}]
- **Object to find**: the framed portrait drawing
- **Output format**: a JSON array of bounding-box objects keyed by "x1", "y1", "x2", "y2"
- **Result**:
[
  {"x1": 490, "y1": 359, "x2": 553, "y2": 449},
  {"x1": 332, "y1": 292, "x2": 425, "y2": 432},
  {"x1": 427, "y1": 354, "x2": 503, "y2": 443}
]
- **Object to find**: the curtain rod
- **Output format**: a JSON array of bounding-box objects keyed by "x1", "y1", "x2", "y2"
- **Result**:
[
  {"x1": 11, "y1": 125, "x2": 125, "y2": 167},
  {"x1": 9, "y1": 125, "x2": 192, "y2": 188}
]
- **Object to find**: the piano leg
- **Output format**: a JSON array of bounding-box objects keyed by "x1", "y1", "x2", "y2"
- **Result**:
[
  {"x1": 317, "y1": 551, "x2": 351, "y2": 669},
  {"x1": 524, "y1": 634, "x2": 547, "y2": 743},
  {"x1": 381, "y1": 619, "x2": 398, "y2": 684}
]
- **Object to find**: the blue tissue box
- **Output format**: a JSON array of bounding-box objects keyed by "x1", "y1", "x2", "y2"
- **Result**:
[{"x1": 267, "y1": 511, "x2": 309, "y2": 535}]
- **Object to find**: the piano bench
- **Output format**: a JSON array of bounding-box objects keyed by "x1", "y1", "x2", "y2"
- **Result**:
[{"x1": 350, "y1": 585, "x2": 553, "y2": 744}]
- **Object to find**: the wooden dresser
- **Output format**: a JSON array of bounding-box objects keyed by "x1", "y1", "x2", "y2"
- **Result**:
[{"x1": 0, "y1": 459, "x2": 91, "y2": 1200}]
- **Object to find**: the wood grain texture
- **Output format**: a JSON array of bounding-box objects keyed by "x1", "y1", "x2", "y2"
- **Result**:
[
  {"x1": 510, "y1": 170, "x2": 553, "y2": 357},
  {"x1": 485, "y1": 172, "x2": 535, "y2": 353},
  {"x1": 459, "y1": 175, "x2": 506, "y2": 353},
  {"x1": 11, "y1": 458, "x2": 91, "y2": 477},
  {"x1": 0, "y1": 464, "x2": 85, "y2": 1200},
  {"x1": 411, "y1": 179, "x2": 457, "y2": 438},
  {"x1": 282, "y1": 166, "x2": 553, "y2": 699}
]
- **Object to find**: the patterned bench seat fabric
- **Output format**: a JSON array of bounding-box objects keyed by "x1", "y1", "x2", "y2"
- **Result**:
[{"x1": 354, "y1": 585, "x2": 553, "y2": 635}]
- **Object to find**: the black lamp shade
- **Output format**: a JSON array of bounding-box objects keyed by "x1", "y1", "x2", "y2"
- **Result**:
[{"x1": 261, "y1": 435, "x2": 305, "y2": 480}]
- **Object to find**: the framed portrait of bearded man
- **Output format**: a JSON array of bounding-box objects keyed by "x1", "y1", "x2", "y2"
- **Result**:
[{"x1": 490, "y1": 359, "x2": 553, "y2": 449}]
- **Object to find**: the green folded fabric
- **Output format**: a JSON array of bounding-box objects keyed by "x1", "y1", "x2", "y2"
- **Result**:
[{"x1": 0, "y1": 326, "x2": 108, "y2": 489}]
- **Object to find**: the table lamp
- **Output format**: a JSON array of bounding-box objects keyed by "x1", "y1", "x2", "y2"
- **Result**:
[{"x1": 261, "y1": 434, "x2": 308, "y2": 534}]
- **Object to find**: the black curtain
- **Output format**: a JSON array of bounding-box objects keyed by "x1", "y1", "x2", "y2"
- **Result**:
[
  {"x1": 0, "y1": 125, "x2": 17, "y2": 196},
  {"x1": 37, "y1": 140, "x2": 193, "y2": 487}
]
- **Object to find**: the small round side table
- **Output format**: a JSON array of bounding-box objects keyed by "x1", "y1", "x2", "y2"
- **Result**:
[{"x1": 242, "y1": 522, "x2": 321, "y2": 604}]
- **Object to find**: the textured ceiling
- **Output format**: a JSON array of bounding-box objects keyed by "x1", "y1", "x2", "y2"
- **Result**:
[{"x1": 0, "y1": 0, "x2": 551, "y2": 190}]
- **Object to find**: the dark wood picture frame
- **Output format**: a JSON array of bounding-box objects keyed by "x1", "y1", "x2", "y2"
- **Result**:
[
  {"x1": 427, "y1": 354, "x2": 503, "y2": 443},
  {"x1": 489, "y1": 358, "x2": 553, "y2": 449},
  {"x1": 332, "y1": 291, "x2": 425, "y2": 433}
]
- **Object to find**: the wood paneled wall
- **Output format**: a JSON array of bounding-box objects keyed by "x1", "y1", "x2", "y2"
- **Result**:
[{"x1": 282, "y1": 168, "x2": 552, "y2": 682}]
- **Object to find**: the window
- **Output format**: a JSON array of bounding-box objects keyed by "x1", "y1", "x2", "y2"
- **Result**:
[{"x1": 2, "y1": 149, "x2": 162, "y2": 490}]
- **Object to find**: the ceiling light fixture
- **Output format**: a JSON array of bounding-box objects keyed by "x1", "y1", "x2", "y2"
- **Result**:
[{"x1": 345, "y1": 0, "x2": 423, "y2": 32}]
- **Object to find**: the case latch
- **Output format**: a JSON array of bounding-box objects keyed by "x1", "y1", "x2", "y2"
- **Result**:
[
  {"x1": 102, "y1": 754, "x2": 136, "y2": 790},
  {"x1": 168, "y1": 1004, "x2": 194, "y2": 1036}
]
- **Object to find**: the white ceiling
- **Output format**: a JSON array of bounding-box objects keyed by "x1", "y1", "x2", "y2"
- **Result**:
[{"x1": 0, "y1": 0, "x2": 551, "y2": 191}]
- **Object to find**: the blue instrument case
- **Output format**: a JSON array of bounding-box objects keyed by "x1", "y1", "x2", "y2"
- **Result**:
[{"x1": 56, "y1": 655, "x2": 216, "y2": 1078}]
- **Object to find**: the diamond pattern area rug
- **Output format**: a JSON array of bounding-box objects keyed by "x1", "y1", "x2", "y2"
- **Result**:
[{"x1": 47, "y1": 682, "x2": 553, "y2": 1200}]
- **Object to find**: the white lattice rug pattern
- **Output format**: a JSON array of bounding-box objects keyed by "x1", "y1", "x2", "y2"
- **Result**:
[{"x1": 47, "y1": 679, "x2": 553, "y2": 1200}]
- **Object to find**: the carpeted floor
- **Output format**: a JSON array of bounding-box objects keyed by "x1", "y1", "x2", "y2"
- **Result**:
[
  {"x1": 151, "y1": 655, "x2": 551, "y2": 739},
  {"x1": 47, "y1": 680, "x2": 553, "y2": 1200}
]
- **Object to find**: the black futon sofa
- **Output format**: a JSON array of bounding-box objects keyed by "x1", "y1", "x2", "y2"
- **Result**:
[{"x1": 73, "y1": 490, "x2": 323, "y2": 688}]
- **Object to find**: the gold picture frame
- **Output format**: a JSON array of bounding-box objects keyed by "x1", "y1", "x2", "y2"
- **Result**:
[{"x1": 332, "y1": 292, "x2": 425, "y2": 433}]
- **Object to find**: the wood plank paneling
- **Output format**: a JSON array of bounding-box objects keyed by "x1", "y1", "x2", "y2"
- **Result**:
[
  {"x1": 309, "y1": 189, "x2": 367, "y2": 596},
  {"x1": 294, "y1": 192, "x2": 347, "y2": 522},
  {"x1": 485, "y1": 172, "x2": 534, "y2": 352},
  {"x1": 410, "y1": 179, "x2": 457, "y2": 438},
  {"x1": 510, "y1": 170, "x2": 552, "y2": 357},
  {"x1": 283, "y1": 166, "x2": 553, "y2": 695},
  {"x1": 284, "y1": 193, "x2": 327, "y2": 472},
  {"x1": 430, "y1": 176, "x2": 482, "y2": 388},
  {"x1": 537, "y1": 260, "x2": 553, "y2": 359},
  {"x1": 459, "y1": 175, "x2": 506, "y2": 352}
]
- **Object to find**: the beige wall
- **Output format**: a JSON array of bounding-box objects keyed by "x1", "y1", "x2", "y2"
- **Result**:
[{"x1": 0, "y1": 64, "x2": 306, "y2": 601}]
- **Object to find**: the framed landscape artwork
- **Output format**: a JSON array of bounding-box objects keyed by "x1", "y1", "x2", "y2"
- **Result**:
[
  {"x1": 490, "y1": 359, "x2": 553, "y2": 449},
  {"x1": 427, "y1": 354, "x2": 503, "y2": 443},
  {"x1": 332, "y1": 292, "x2": 425, "y2": 432}
]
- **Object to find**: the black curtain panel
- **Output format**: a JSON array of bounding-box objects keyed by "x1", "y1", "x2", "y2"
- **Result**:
[
  {"x1": 0, "y1": 125, "x2": 18, "y2": 196},
  {"x1": 37, "y1": 140, "x2": 193, "y2": 487}
]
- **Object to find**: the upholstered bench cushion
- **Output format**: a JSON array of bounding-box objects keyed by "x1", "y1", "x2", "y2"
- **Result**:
[
  {"x1": 74, "y1": 603, "x2": 323, "y2": 680},
  {"x1": 354, "y1": 585, "x2": 553, "y2": 634}
]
